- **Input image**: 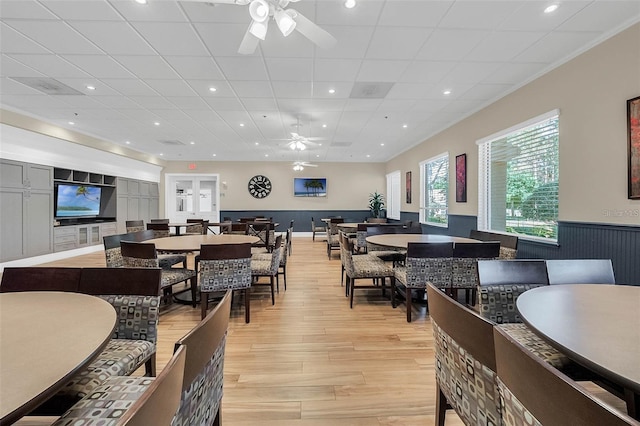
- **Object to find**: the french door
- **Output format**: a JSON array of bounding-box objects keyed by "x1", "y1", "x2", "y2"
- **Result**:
[{"x1": 165, "y1": 174, "x2": 220, "y2": 225}]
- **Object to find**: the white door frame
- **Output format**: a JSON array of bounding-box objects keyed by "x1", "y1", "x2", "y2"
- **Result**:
[{"x1": 164, "y1": 173, "x2": 220, "y2": 223}]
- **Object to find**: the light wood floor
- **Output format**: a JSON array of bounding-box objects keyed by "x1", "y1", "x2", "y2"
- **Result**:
[{"x1": 34, "y1": 236, "x2": 625, "y2": 425}]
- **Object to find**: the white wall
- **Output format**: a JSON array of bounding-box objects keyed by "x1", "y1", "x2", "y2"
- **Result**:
[{"x1": 387, "y1": 23, "x2": 640, "y2": 226}]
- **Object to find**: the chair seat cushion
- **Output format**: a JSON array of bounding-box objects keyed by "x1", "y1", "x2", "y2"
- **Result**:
[
  {"x1": 57, "y1": 339, "x2": 155, "y2": 399},
  {"x1": 158, "y1": 253, "x2": 186, "y2": 269},
  {"x1": 350, "y1": 255, "x2": 393, "y2": 279},
  {"x1": 498, "y1": 323, "x2": 571, "y2": 369},
  {"x1": 370, "y1": 250, "x2": 406, "y2": 262},
  {"x1": 251, "y1": 259, "x2": 273, "y2": 275},
  {"x1": 52, "y1": 376, "x2": 155, "y2": 426},
  {"x1": 161, "y1": 268, "x2": 196, "y2": 289}
]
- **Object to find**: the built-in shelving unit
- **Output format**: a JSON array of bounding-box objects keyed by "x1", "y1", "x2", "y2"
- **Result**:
[{"x1": 54, "y1": 168, "x2": 116, "y2": 186}]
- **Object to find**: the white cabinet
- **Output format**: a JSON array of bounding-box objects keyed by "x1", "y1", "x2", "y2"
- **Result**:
[{"x1": 53, "y1": 222, "x2": 117, "y2": 252}]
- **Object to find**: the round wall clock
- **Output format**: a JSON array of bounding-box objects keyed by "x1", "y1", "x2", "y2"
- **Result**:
[{"x1": 248, "y1": 175, "x2": 272, "y2": 199}]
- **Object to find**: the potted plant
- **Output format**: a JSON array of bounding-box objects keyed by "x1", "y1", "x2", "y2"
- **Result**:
[{"x1": 368, "y1": 191, "x2": 385, "y2": 218}]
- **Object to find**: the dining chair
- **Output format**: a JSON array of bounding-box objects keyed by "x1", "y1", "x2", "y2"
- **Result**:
[
  {"x1": 426, "y1": 282, "x2": 501, "y2": 426},
  {"x1": 393, "y1": 242, "x2": 454, "y2": 322},
  {"x1": 125, "y1": 219, "x2": 145, "y2": 233},
  {"x1": 494, "y1": 325, "x2": 640, "y2": 426},
  {"x1": 326, "y1": 217, "x2": 345, "y2": 258},
  {"x1": 171, "y1": 290, "x2": 232, "y2": 426},
  {"x1": 546, "y1": 259, "x2": 616, "y2": 284},
  {"x1": 149, "y1": 218, "x2": 170, "y2": 224},
  {"x1": 104, "y1": 232, "x2": 186, "y2": 270},
  {"x1": 451, "y1": 241, "x2": 501, "y2": 305},
  {"x1": 287, "y1": 219, "x2": 294, "y2": 255},
  {"x1": 251, "y1": 234, "x2": 283, "y2": 305},
  {"x1": 343, "y1": 237, "x2": 394, "y2": 308},
  {"x1": 365, "y1": 225, "x2": 406, "y2": 263},
  {"x1": 469, "y1": 229, "x2": 519, "y2": 259},
  {"x1": 254, "y1": 228, "x2": 290, "y2": 291},
  {"x1": 185, "y1": 218, "x2": 205, "y2": 235},
  {"x1": 199, "y1": 243, "x2": 252, "y2": 322},
  {"x1": 228, "y1": 222, "x2": 249, "y2": 235},
  {"x1": 51, "y1": 345, "x2": 187, "y2": 426},
  {"x1": 249, "y1": 221, "x2": 274, "y2": 253},
  {"x1": 311, "y1": 217, "x2": 326, "y2": 241},
  {"x1": 121, "y1": 241, "x2": 197, "y2": 307},
  {"x1": 146, "y1": 222, "x2": 170, "y2": 238}
]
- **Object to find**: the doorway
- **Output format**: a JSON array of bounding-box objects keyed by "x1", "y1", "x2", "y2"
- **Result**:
[{"x1": 165, "y1": 174, "x2": 220, "y2": 226}]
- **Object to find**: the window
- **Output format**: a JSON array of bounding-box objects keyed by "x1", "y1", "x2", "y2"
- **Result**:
[
  {"x1": 420, "y1": 152, "x2": 449, "y2": 226},
  {"x1": 477, "y1": 110, "x2": 559, "y2": 241},
  {"x1": 386, "y1": 170, "x2": 401, "y2": 220}
]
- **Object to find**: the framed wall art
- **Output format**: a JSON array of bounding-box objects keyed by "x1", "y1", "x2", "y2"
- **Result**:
[
  {"x1": 406, "y1": 171, "x2": 412, "y2": 204},
  {"x1": 293, "y1": 177, "x2": 327, "y2": 197},
  {"x1": 455, "y1": 153, "x2": 467, "y2": 203},
  {"x1": 628, "y1": 96, "x2": 640, "y2": 199}
]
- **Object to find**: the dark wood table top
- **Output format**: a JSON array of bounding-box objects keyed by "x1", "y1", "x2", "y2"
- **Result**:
[
  {"x1": 365, "y1": 234, "x2": 478, "y2": 249},
  {"x1": 146, "y1": 234, "x2": 260, "y2": 252},
  {"x1": 517, "y1": 284, "x2": 640, "y2": 395},
  {"x1": 0, "y1": 292, "x2": 116, "y2": 424}
]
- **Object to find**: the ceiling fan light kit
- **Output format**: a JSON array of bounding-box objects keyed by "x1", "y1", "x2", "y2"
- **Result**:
[{"x1": 249, "y1": 18, "x2": 269, "y2": 40}]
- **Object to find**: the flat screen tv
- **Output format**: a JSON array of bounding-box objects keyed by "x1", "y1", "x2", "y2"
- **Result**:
[
  {"x1": 294, "y1": 177, "x2": 327, "y2": 197},
  {"x1": 55, "y1": 184, "x2": 102, "y2": 218}
]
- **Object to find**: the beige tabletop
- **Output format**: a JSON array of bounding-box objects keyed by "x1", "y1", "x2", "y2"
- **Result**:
[
  {"x1": 337, "y1": 223, "x2": 361, "y2": 231},
  {"x1": 517, "y1": 284, "x2": 640, "y2": 418},
  {"x1": 146, "y1": 234, "x2": 260, "y2": 252},
  {"x1": 365, "y1": 234, "x2": 478, "y2": 249},
  {"x1": 0, "y1": 292, "x2": 116, "y2": 424}
]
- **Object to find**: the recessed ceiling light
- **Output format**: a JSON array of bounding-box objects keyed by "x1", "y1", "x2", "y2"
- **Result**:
[
  {"x1": 154, "y1": 122, "x2": 160, "y2": 126},
  {"x1": 240, "y1": 123, "x2": 245, "y2": 127},
  {"x1": 159, "y1": 153, "x2": 164, "y2": 156},
  {"x1": 190, "y1": 141, "x2": 195, "y2": 145},
  {"x1": 209, "y1": 87, "x2": 217, "y2": 92},
  {"x1": 316, "y1": 154, "x2": 320, "y2": 158},
  {"x1": 255, "y1": 142, "x2": 259, "y2": 145},
  {"x1": 318, "y1": 143, "x2": 322, "y2": 146},
  {"x1": 544, "y1": 4, "x2": 558, "y2": 13},
  {"x1": 344, "y1": 0, "x2": 356, "y2": 8},
  {"x1": 125, "y1": 141, "x2": 131, "y2": 145},
  {"x1": 322, "y1": 124, "x2": 327, "y2": 128},
  {"x1": 380, "y1": 143, "x2": 385, "y2": 146},
  {"x1": 366, "y1": 154, "x2": 371, "y2": 158},
  {"x1": 443, "y1": 90, "x2": 452, "y2": 95},
  {"x1": 68, "y1": 121, "x2": 75, "y2": 125},
  {"x1": 212, "y1": 154, "x2": 217, "y2": 157},
  {"x1": 328, "y1": 89, "x2": 336, "y2": 94},
  {"x1": 402, "y1": 124, "x2": 408, "y2": 128},
  {"x1": 265, "y1": 154, "x2": 269, "y2": 157},
  {"x1": 135, "y1": 0, "x2": 147, "y2": 4},
  {"x1": 86, "y1": 85, "x2": 95, "y2": 90}
]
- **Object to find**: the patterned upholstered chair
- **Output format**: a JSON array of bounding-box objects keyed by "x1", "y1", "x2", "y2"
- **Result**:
[
  {"x1": 393, "y1": 242, "x2": 454, "y2": 322},
  {"x1": 228, "y1": 222, "x2": 249, "y2": 235},
  {"x1": 251, "y1": 234, "x2": 283, "y2": 306},
  {"x1": 343, "y1": 237, "x2": 394, "y2": 308},
  {"x1": 494, "y1": 326, "x2": 640, "y2": 426},
  {"x1": 104, "y1": 232, "x2": 186, "y2": 270},
  {"x1": 146, "y1": 222, "x2": 170, "y2": 238},
  {"x1": 451, "y1": 241, "x2": 500, "y2": 305},
  {"x1": 199, "y1": 242, "x2": 252, "y2": 322},
  {"x1": 355, "y1": 223, "x2": 368, "y2": 253},
  {"x1": 469, "y1": 229, "x2": 519, "y2": 259},
  {"x1": 326, "y1": 218, "x2": 344, "y2": 258},
  {"x1": 125, "y1": 219, "x2": 145, "y2": 233},
  {"x1": 311, "y1": 217, "x2": 326, "y2": 241},
  {"x1": 426, "y1": 282, "x2": 502, "y2": 426},
  {"x1": 287, "y1": 219, "x2": 294, "y2": 255},
  {"x1": 171, "y1": 290, "x2": 232, "y2": 426},
  {"x1": 51, "y1": 345, "x2": 186, "y2": 426},
  {"x1": 365, "y1": 225, "x2": 406, "y2": 263},
  {"x1": 121, "y1": 241, "x2": 197, "y2": 307},
  {"x1": 185, "y1": 219, "x2": 204, "y2": 235},
  {"x1": 249, "y1": 222, "x2": 274, "y2": 253},
  {"x1": 150, "y1": 218, "x2": 170, "y2": 223},
  {"x1": 546, "y1": 259, "x2": 616, "y2": 285},
  {"x1": 254, "y1": 228, "x2": 290, "y2": 291}
]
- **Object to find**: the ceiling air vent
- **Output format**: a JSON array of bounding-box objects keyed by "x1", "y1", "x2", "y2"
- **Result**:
[
  {"x1": 158, "y1": 140, "x2": 185, "y2": 146},
  {"x1": 331, "y1": 142, "x2": 352, "y2": 147},
  {"x1": 349, "y1": 82, "x2": 394, "y2": 99},
  {"x1": 10, "y1": 77, "x2": 84, "y2": 95}
]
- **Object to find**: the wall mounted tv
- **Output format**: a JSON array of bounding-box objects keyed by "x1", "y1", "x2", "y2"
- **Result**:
[
  {"x1": 55, "y1": 184, "x2": 102, "y2": 218},
  {"x1": 294, "y1": 177, "x2": 327, "y2": 197}
]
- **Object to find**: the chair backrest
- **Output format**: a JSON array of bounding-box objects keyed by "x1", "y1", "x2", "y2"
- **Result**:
[
  {"x1": 406, "y1": 242, "x2": 453, "y2": 258},
  {"x1": 268, "y1": 234, "x2": 284, "y2": 272},
  {"x1": 229, "y1": 223, "x2": 248, "y2": 234},
  {"x1": 493, "y1": 326, "x2": 640, "y2": 426},
  {"x1": 125, "y1": 220, "x2": 145, "y2": 233},
  {"x1": 146, "y1": 222, "x2": 170, "y2": 238},
  {"x1": 104, "y1": 233, "x2": 128, "y2": 267},
  {"x1": 239, "y1": 217, "x2": 256, "y2": 223},
  {"x1": 150, "y1": 219, "x2": 170, "y2": 224},
  {"x1": 426, "y1": 282, "x2": 500, "y2": 426},
  {"x1": 119, "y1": 345, "x2": 186, "y2": 426},
  {"x1": 199, "y1": 244, "x2": 252, "y2": 292},
  {"x1": 79, "y1": 267, "x2": 161, "y2": 296},
  {"x1": 470, "y1": 229, "x2": 518, "y2": 259},
  {"x1": 200, "y1": 243, "x2": 251, "y2": 261},
  {"x1": 0, "y1": 267, "x2": 82, "y2": 293},
  {"x1": 546, "y1": 259, "x2": 616, "y2": 285},
  {"x1": 121, "y1": 241, "x2": 159, "y2": 268},
  {"x1": 477, "y1": 259, "x2": 548, "y2": 324},
  {"x1": 453, "y1": 241, "x2": 501, "y2": 259},
  {"x1": 172, "y1": 290, "x2": 232, "y2": 425},
  {"x1": 403, "y1": 243, "x2": 454, "y2": 289}
]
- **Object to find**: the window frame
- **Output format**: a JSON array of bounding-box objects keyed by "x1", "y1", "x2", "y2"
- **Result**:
[{"x1": 419, "y1": 152, "x2": 449, "y2": 227}]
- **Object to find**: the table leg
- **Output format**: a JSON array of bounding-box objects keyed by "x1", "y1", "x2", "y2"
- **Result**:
[{"x1": 624, "y1": 388, "x2": 639, "y2": 420}]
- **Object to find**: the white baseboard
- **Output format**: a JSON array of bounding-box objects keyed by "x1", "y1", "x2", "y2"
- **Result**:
[{"x1": 0, "y1": 245, "x2": 104, "y2": 272}]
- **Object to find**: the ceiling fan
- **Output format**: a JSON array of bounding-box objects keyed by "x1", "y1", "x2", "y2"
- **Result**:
[
  {"x1": 193, "y1": 0, "x2": 337, "y2": 54},
  {"x1": 292, "y1": 161, "x2": 317, "y2": 171}
]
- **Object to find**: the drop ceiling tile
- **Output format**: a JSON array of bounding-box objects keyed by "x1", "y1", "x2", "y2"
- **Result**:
[
  {"x1": 315, "y1": 26, "x2": 375, "y2": 59},
  {"x1": 399, "y1": 61, "x2": 457, "y2": 84},
  {"x1": 0, "y1": 54, "x2": 45, "y2": 78},
  {"x1": 439, "y1": 1, "x2": 522, "y2": 29},
  {"x1": 265, "y1": 58, "x2": 313, "y2": 82},
  {"x1": 62, "y1": 55, "x2": 135, "y2": 79},
  {"x1": 1, "y1": 23, "x2": 50, "y2": 54},
  {"x1": 113, "y1": 55, "x2": 181, "y2": 79},
  {"x1": 144, "y1": 79, "x2": 198, "y2": 97},
  {"x1": 416, "y1": 29, "x2": 489, "y2": 61},
  {"x1": 310, "y1": 98, "x2": 347, "y2": 111},
  {"x1": 99, "y1": 79, "x2": 157, "y2": 96},
  {"x1": 68, "y1": 22, "x2": 154, "y2": 55},
  {"x1": 166, "y1": 96, "x2": 211, "y2": 110},
  {"x1": 343, "y1": 98, "x2": 383, "y2": 111},
  {"x1": 0, "y1": 77, "x2": 43, "y2": 95},
  {"x1": 378, "y1": 1, "x2": 453, "y2": 27},
  {"x1": 91, "y1": 95, "x2": 143, "y2": 109},
  {"x1": 181, "y1": 2, "x2": 248, "y2": 23},
  {"x1": 271, "y1": 81, "x2": 311, "y2": 98},
  {"x1": 411, "y1": 99, "x2": 446, "y2": 112},
  {"x1": 366, "y1": 27, "x2": 432, "y2": 60},
  {"x1": 74, "y1": 108, "x2": 129, "y2": 120},
  {"x1": 311, "y1": 82, "x2": 352, "y2": 98},
  {"x1": 466, "y1": 31, "x2": 546, "y2": 62},
  {"x1": 456, "y1": 83, "x2": 511, "y2": 101},
  {"x1": 259, "y1": 30, "x2": 316, "y2": 58},
  {"x1": 194, "y1": 22, "x2": 250, "y2": 57},
  {"x1": 229, "y1": 81, "x2": 274, "y2": 98},
  {"x1": 379, "y1": 99, "x2": 418, "y2": 113},
  {"x1": 7, "y1": 54, "x2": 90, "y2": 78},
  {"x1": 186, "y1": 80, "x2": 235, "y2": 97},
  {"x1": 1, "y1": 94, "x2": 73, "y2": 110},
  {"x1": 204, "y1": 97, "x2": 245, "y2": 111},
  {"x1": 481, "y1": 62, "x2": 547, "y2": 85},
  {"x1": 313, "y1": 58, "x2": 361, "y2": 82},
  {"x1": 110, "y1": 1, "x2": 188, "y2": 22},
  {"x1": 500, "y1": 1, "x2": 591, "y2": 31},
  {"x1": 132, "y1": 22, "x2": 209, "y2": 56},
  {"x1": 50, "y1": 95, "x2": 106, "y2": 109},
  {"x1": 0, "y1": 1, "x2": 58, "y2": 19},
  {"x1": 241, "y1": 98, "x2": 279, "y2": 110},
  {"x1": 316, "y1": 0, "x2": 383, "y2": 26},
  {"x1": 43, "y1": 1, "x2": 122, "y2": 21},
  {"x1": 277, "y1": 98, "x2": 313, "y2": 112},
  {"x1": 515, "y1": 31, "x2": 601, "y2": 63},
  {"x1": 164, "y1": 56, "x2": 224, "y2": 80},
  {"x1": 558, "y1": 1, "x2": 640, "y2": 32},
  {"x1": 386, "y1": 83, "x2": 435, "y2": 99},
  {"x1": 216, "y1": 57, "x2": 269, "y2": 81},
  {"x1": 128, "y1": 96, "x2": 175, "y2": 109},
  {"x1": 5, "y1": 21, "x2": 102, "y2": 55},
  {"x1": 356, "y1": 60, "x2": 410, "y2": 82},
  {"x1": 443, "y1": 62, "x2": 502, "y2": 85}
]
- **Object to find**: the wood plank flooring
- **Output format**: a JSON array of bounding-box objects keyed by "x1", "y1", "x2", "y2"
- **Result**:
[{"x1": 33, "y1": 236, "x2": 625, "y2": 425}]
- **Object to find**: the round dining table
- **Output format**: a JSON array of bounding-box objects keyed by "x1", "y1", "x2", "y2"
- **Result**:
[
  {"x1": 365, "y1": 234, "x2": 478, "y2": 249},
  {"x1": 517, "y1": 284, "x2": 640, "y2": 419},
  {"x1": 145, "y1": 234, "x2": 260, "y2": 252},
  {"x1": 0, "y1": 292, "x2": 116, "y2": 425}
]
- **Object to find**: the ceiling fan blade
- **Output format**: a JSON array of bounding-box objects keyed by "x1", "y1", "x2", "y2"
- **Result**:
[
  {"x1": 183, "y1": 0, "x2": 250, "y2": 4},
  {"x1": 289, "y1": 9, "x2": 337, "y2": 50},
  {"x1": 238, "y1": 25, "x2": 259, "y2": 54}
]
